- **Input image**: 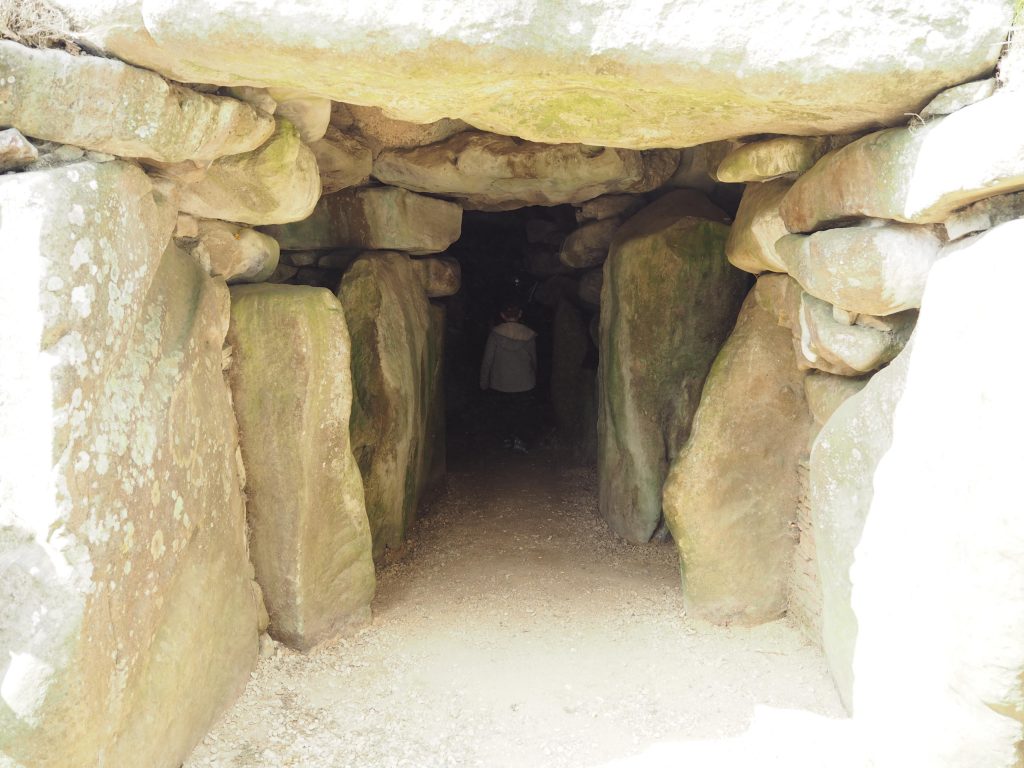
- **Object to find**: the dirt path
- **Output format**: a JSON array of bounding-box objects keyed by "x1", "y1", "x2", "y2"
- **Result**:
[{"x1": 186, "y1": 446, "x2": 844, "y2": 768}]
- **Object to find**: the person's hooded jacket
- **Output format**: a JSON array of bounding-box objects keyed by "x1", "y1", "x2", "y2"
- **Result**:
[{"x1": 480, "y1": 321, "x2": 537, "y2": 393}]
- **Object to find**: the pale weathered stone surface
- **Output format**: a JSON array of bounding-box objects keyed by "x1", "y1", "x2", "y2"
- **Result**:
[
  {"x1": 574, "y1": 194, "x2": 646, "y2": 223},
  {"x1": 578, "y1": 269, "x2": 603, "y2": 306},
  {"x1": 598, "y1": 190, "x2": 748, "y2": 543},
  {"x1": 192, "y1": 219, "x2": 280, "y2": 284},
  {"x1": 0, "y1": 40, "x2": 273, "y2": 163},
  {"x1": 264, "y1": 186, "x2": 461, "y2": 254},
  {"x1": 339, "y1": 252, "x2": 433, "y2": 559},
  {"x1": 725, "y1": 178, "x2": 792, "y2": 274},
  {"x1": 411, "y1": 256, "x2": 461, "y2": 298},
  {"x1": 776, "y1": 221, "x2": 944, "y2": 315},
  {"x1": 803, "y1": 371, "x2": 870, "y2": 427},
  {"x1": 799, "y1": 294, "x2": 915, "y2": 376},
  {"x1": 0, "y1": 128, "x2": 38, "y2": 171},
  {"x1": 920, "y1": 78, "x2": 996, "y2": 118},
  {"x1": 945, "y1": 190, "x2": 1024, "y2": 240},
  {"x1": 552, "y1": 300, "x2": 599, "y2": 463},
  {"x1": 808, "y1": 350, "x2": 909, "y2": 712},
  {"x1": 851, "y1": 220, "x2": 1024, "y2": 767},
  {"x1": 373, "y1": 132, "x2": 679, "y2": 210},
  {"x1": 0, "y1": 162, "x2": 260, "y2": 768},
  {"x1": 559, "y1": 218, "x2": 620, "y2": 269},
  {"x1": 333, "y1": 102, "x2": 470, "y2": 156},
  {"x1": 781, "y1": 88, "x2": 1024, "y2": 232},
  {"x1": 310, "y1": 126, "x2": 372, "y2": 194},
  {"x1": 61, "y1": 0, "x2": 1012, "y2": 149},
  {"x1": 161, "y1": 119, "x2": 320, "y2": 226},
  {"x1": 754, "y1": 272, "x2": 804, "y2": 331},
  {"x1": 266, "y1": 88, "x2": 331, "y2": 143},
  {"x1": 226, "y1": 284, "x2": 376, "y2": 650},
  {"x1": 225, "y1": 85, "x2": 278, "y2": 115},
  {"x1": 716, "y1": 135, "x2": 853, "y2": 183},
  {"x1": 663, "y1": 279, "x2": 812, "y2": 625}
]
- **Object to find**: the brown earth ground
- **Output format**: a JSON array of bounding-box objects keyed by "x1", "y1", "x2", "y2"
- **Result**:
[{"x1": 185, "y1": 441, "x2": 845, "y2": 768}]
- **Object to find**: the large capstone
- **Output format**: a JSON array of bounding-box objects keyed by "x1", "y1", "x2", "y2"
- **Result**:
[
  {"x1": 373, "y1": 131, "x2": 679, "y2": 210},
  {"x1": 663, "y1": 278, "x2": 812, "y2": 625},
  {"x1": 339, "y1": 251, "x2": 435, "y2": 559},
  {"x1": 0, "y1": 162, "x2": 261, "y2": 768},
  {"x1": 61, "y1": 0, "x2": 1012, "y2": 149},
  {"x1": 264, "y1": 186, "x2": 462, "y2": 255},
  {"x1": 226, "y1": 284, "x2": 376, "y2": 651},
  {"x1": 598, "y1": 190, "x2": 748, "y2": 543}
]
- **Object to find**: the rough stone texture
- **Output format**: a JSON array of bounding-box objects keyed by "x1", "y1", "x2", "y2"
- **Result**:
[
  {"x1": 373, "y1": 132, "x2": 679, "y2": 210},
  {"x1": 662, "y1": 280, "x2": 812, "y2": 625},
  {"x1": 226, "y1": 284, "x2": 376, "y2": 651},
  {"x1": 310, "y1": 126, "x2": 372, "y2": 194},
  {"x1": 807, "y1": 347, "x2": 909, "y2": 713},
  {"x1": 0, "y1": 40, "x2": 273, "y2": 163},
  {"x1": 333, "y1": 102, "x2": 470, "y2": 156},
  {"x1": 921, "y1": 78, "x2": 997, "y2": 118},
  {"x1": 716, "y1": 136, "x2": 852, "y2": 183},
  {"x1": 799, "y1": 294, "x2": 915, "y2": 376},
  {"x1": 263, "y1": 186, "x2": 461, "y2": 255},
  {"x1": 225, "y1": 85, "x2": 278, "y2": 115},
  {"x1": 339, "y1": 252, "x2": 433, "y2": 560},
  {"x1": 598, "y1": 190, "x2": 748, "y2": 543},
  {"x1": 574, "y1": 194, "x2": 646, "y2": 223},
  {"x1": 0, "y1": 128, "x2": 38, "y2": 171},
  {"x1": 725, "y1": 178, "x2": 792, "y2": 274},
  {"x1": 776, "y1": 221, "x2": 944, "y2": 316},
  {"x1": 560, "y1": 218, "x2": 620, "y2": 269},
  {"x1": 753, "y1": 272, "x2": 804, "y2": 331},
  {"x1": 578, "y1": 269, "x2": 603, "y2": 307},
  {"x1": 552, "y1": 300, "x2": 599, "y2": 463},
  {"x1": 266, "y1": 88, "x2": 331, "y2": 143},
  {"x1": 851, "y1": 220, "x2": 1024, "y2": 767},
  {"x1": 411, "y1": 256, "x2": 461, "y2": 298},
  {"x1": 61, "y1": 0, "x2": 1012, "y2": 149},
  {"x1": 0, "y1": 162, "x2": 260, "y2": 768},
  {"x1": 666, "y1": 141, "x2": 740, "y2": 191},
  {"x1": 945, "y1": 190, "x2": 1024, "y2": 240},
  {"x1": 803, "y1": 371, "x2": 870, "y2": 427},
  {"x1": 160, "y1": 119, "x2": 320, "y2": 226},
  {"x1": 421, "y1": 303, "x2": 447, "y2": 500},
  {"x1": 189, "y1": 219, "x2": 280, "y2": 284},
  {"x1": 781, "y1": 88, "x2": 1024, "y2": 232}
]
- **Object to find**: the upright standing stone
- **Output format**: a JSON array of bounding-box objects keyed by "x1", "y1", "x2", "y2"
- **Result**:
[
  {"x1": 421, "y1": 303, "x2": 448, "y2": 500},
  {"x1": 852, "y1": 220, "x2": 1024, "y2": 767},
  {"x1": 662, "y1": 279, "x2": 812, "y2": 624},
  {"x1": 552, "y1": 300, "x2": 599, "y2": 463},
  {"x1": 226, "y1": 284, "x2": 376, "y2": 651},
  {"x1": 0, "y1": 162, "x2": 260, "y2": 768},
  {"x1": 598, "y1": 190, "x2": 748, "y2": 543},
  {"x1": 340, "y1": 252, "x2": 433, "y2": 559}
]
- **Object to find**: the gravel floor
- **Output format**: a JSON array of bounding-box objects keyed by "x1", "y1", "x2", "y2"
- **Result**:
[{"x1": 185, "y1": 445, "x2": 844, "y2": 768}]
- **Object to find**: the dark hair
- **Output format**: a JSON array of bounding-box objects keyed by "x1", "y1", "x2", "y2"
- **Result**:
[{"x1": 501, "y1": 303, "x2": 523, "y2": 320}]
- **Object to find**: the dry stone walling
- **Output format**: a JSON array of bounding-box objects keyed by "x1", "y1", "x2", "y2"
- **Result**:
[{"x1": 1, "y1": 1, "x2": 1024, "y2": 766}]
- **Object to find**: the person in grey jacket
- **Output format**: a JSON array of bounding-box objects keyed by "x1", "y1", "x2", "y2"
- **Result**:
[{"x1": 480, "y1": 303, "x2": 537, "y2": 451}]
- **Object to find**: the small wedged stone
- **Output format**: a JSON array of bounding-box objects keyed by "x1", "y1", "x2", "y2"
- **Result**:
[
  {"x1": 716, "y1": 135, "x2": 854, "y2": 183},
  {"x1": 945, "y1": 190, "x2": 1024, "y2": 240},
  {"x1": 339, "y1": 251, "x2": 435, "y2": 559},
  {"x1": 666, "y1": 141, "x2": 741, "y2": 190},
  {"x1": 333, "y1": 102, "x2": 470, "y2": 156},
  {"x1": 725, "y1": 178, "x2": 792, "y2": 274},
  {"x1": 266, "y1": 88, "x2": 331, "y2": 143},
  {"x1": 264, "y1": 186, "x2": 461, "y2": 255},
  {"x1": 226, "y1": 85, "x2": 278, "y2": 115},
  {"x1": 192, "y1": 219, "x2": 280, "y2": 284},
  {"x1": 920, "y1": 78, "x2": 996, "y2": 118},
  {"x1": 411, "y1": 256, "x2": 461, "y2": 297},
  {"x1": 161, "y1": 119, "x2": 321, "y2": 226},
  {"x1": 776, "y1": 221, "x2": 944, "y2": 316},
  {"x1": 578, "y1": 268, "x2": 603, "y2": 306},
  {"x1": 663, "y1": 280, "x2": 812, "y2": 625},
  {"x1": 598, "y1": 190, "x2": 749, "y2": 543},
  {"x1": 0, "y1": 128, "x2": 38, "y2": 171},
  {"x1": 803, "y1": 370, "x2": 871, "y2": 427},
  {"x1": 753, "y1": 272, "x2": 803, "y2": 330},
  {"x1": 559, "y1": 218, "x2": 620, "y2": 269},
  {"x1": 780, "y1": 89, "x2": 1024, "y2": 231},
  {"x1": 799, "y1": 293, "x2": 915, "y2": 376},
  {"x1": 310, "y1": 126, "x2": 372, "y2": 194},
  {"x1": 373, "y1": 131, "x2": 679, "y2": 211},
  {"x1": 226, "y1": 284, "x2": 376, "y2": 651},
  {"x1": 574, "y1": 194, "x2": 646, "y2": 223},
  {"x1": 0, "y1": 40, "x2": 273, "y2": 163}
]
